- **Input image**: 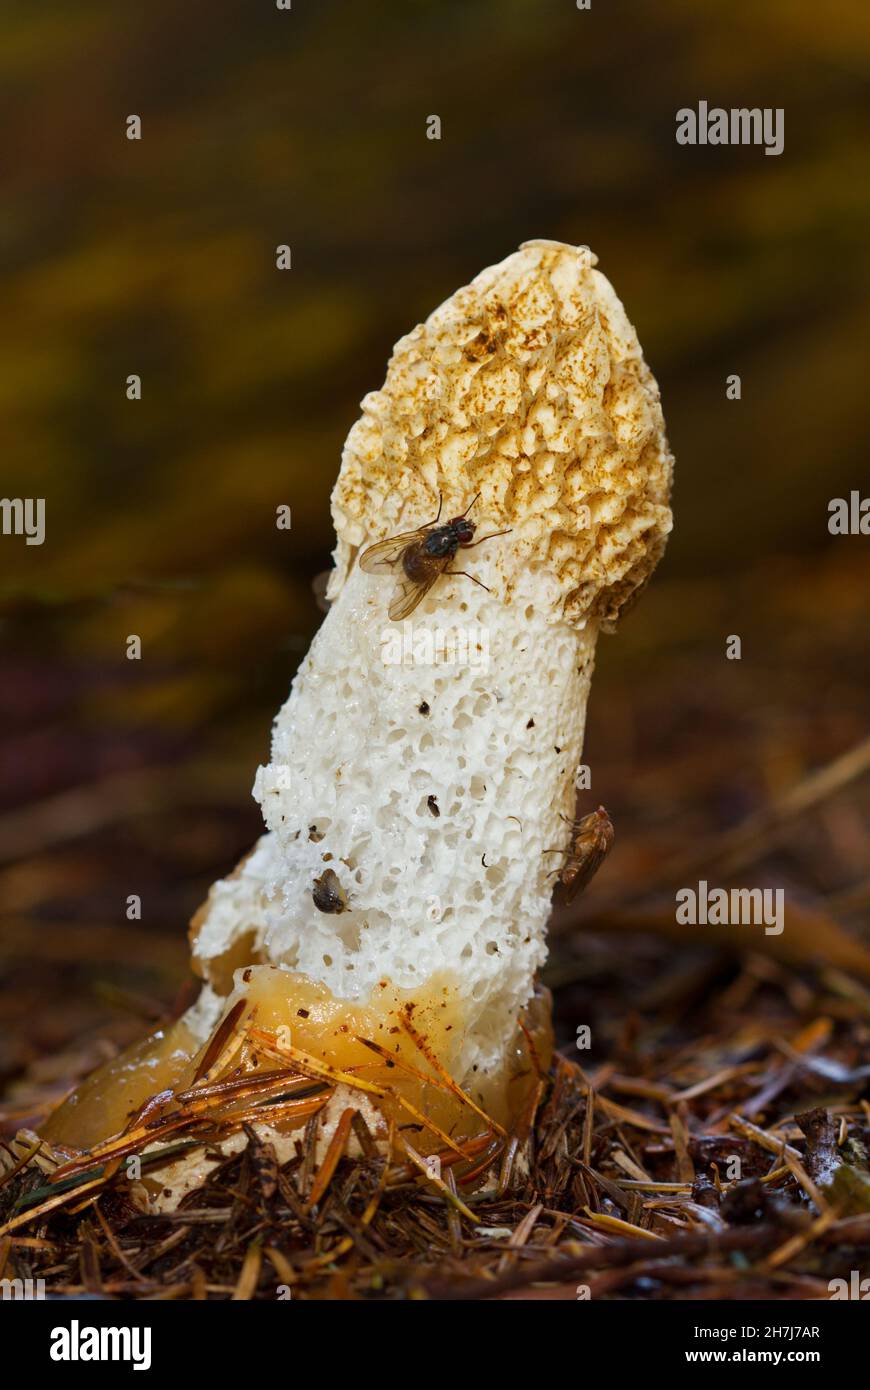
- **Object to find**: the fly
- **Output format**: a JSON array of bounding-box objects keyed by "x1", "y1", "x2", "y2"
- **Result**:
[
  {"x1": 544, "y1": 806, "x2": 614, "y2": 904},
  {"x1": 358, "y1": 494, "x2": 510, "y2": 621}
]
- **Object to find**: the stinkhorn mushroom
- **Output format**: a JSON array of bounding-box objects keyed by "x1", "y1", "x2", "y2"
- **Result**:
[{"x1": 44, "y1": 241, "x2": 673, "y2": 1200}]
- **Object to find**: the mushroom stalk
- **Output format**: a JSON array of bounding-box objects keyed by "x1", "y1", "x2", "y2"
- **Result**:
[
  {"x1": 45, "y1": 241, "x2": 673, "y2": 1170},
  {"x1": 195, "y1": 239, "x2": 673, "y2": 1094}
]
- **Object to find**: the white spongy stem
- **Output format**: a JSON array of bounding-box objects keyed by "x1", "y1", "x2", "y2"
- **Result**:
[
  {"x1": 189, "y1": 242, "x2": 675, "y2": 1091},
  {"x1": 195, "y1": 561, "x2": 594, "y2": 1085}
]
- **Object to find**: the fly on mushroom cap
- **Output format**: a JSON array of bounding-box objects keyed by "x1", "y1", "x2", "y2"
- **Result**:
[
  {"x1": 358, "y1": 492, "x2": 512, "y2": 620},
  {"x1": 331, "y1": 240, "x2": 673, "y2": 631}
]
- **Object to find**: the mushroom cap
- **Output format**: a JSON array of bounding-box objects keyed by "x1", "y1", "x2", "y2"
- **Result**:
[{"x1": 330, "y1": 240, "x2": 673, "y2": 631}]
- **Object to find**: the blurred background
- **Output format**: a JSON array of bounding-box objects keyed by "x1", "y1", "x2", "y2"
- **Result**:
[{"x1": 1, "y1": 0, "x2": 869, "y2": 1126}]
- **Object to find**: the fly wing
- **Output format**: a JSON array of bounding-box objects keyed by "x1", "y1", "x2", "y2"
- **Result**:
[
  {"x1": 358, "y1": 528, "x2": 429, "y2": 574},
  {"x1": 561, "y1": 816, "x2": 615, "y2": 904},
  {"x1": 565, "y1": 842, "x2": 610, "y2": 898},
  {"x1": 387, "y1": 563, "x2": 447, "y2": 621}
]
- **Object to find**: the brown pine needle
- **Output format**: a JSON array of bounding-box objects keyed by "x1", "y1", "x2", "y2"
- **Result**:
[
  {"x1": 355, "y1": 1033, "x2": 464, "y2": 1099},
  {"x1": 94, "y1": 1205, "x2": 147, "y2": 1284},
  {"x1": 765, "y1": 1209, "x2": 838, "y2": 1271},
  {"x1": 400, "y1": 1137, "x2": 477, "y2": 1221},
  {"x1": 265, "y1": 1246, "x2": 297, "y2": 1288},
  {"x1": 120, "y1": 1088, "x2": 176, "y2": 1137},
  {"x1": 192, "y1": 1000, "x2": 247, "y2": 1084},
  {"x1": 783, "y1": 1150, "x2": 831, "y2": 1213},
  {"x1": 174, "y1": 1067, "x2": 313, "y2": 1106},
  {"x1": 612, "y1": 1149, "x2": 654, "y2": 1183},
  {"x1": 398, "y1": 1008, "x2": 506, "y2": 1137},
  {"x1": 250, "y1": 1030, "x2": 389, "y2": 1100},
  {"x1": 389, "y1": 1091, "x2": 476, "y2": 1161},
  {"x1": 0, "y1": 1136, "x2": 43, "y2": 1189},
  {"x1": 228, "y1": 1093, "x2": 330, "y2": 1130},
  {"x1": 518, "y1": 1015, "x2": 546, "y2": 1080},
  {"x1": 232, "y1": 1238, "x2": 263, "y2": 1300},
  {"x1": 0, "y1": 1171, "x2": 108, "y2": 1237},
  {"x1": 307, "y1": 1107, "x2": 356, "y2": 1209},
  {"x1": 728, "y1": 1113, "x2": 802, "y2": 1162},
  {"x1": 51, "y1": 1066, "x2": 332, "y2": 1184},
  {"x1": 581, "y1": 1209, "x2": 663, "y2": 1240},
  {"x1": 498, "y1": 1078, "x2": 544, "y2": 1195},
  {"x1": 454, "y1": 1133, "x2": 505, "y2": 1187},
  {"x1": 357, "y1": 1031, "x2": 505, "y2": 1151},
  {"x1": 596, "y1": 1094, "x2": 669, "y2": 1134}
]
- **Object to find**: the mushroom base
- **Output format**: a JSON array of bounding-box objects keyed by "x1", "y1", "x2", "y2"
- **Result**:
[{"x1": 42, "y1": 968, "x2": 553, "y2": 1166}]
